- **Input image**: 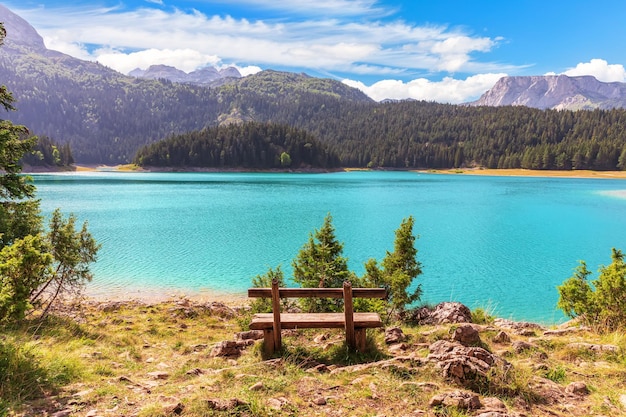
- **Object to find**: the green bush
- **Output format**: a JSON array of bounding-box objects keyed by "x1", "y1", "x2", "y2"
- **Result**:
[{"x1": 557, "y1": 248, "x2": 626, "y2": 332}]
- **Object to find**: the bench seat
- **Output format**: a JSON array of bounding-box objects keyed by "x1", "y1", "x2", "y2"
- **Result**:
[
  {"x1": 248, "y1": 280, "x2": 386, "y2": 355},
  {"x1": 250, "y1": 312, "x2": 382, "y2": 330}
]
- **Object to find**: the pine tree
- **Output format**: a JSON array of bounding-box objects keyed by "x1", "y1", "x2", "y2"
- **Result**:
[
  {"x1": 292, "y1": 213, "x2": 353, "y2": 312},
  {"x1": 363, "y1": 216, "x2": 422, "y2": 314}
]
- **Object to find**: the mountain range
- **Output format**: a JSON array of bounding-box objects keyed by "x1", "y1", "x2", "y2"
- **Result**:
[
  {"x1": 129, "y1": 64, "x2": 241, "y2": 87},
  {"x1": 470, "y1": 75, "x2": 626, "y2": 110},
  {"x1": 1, "y1": 4, "x2": 626, "y2": 171}
]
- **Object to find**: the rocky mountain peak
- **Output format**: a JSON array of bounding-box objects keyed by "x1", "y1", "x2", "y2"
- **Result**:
[
  {"x1": 0, "y1": 4, "x2": 46, "y2": 52},
  {"x1": 469, "y1": 75, "x2": 626, "y2": 110}
]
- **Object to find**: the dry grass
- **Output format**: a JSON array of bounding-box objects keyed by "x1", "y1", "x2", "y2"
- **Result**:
[{"x1": 2, "y1": 300, "x2": 626, "y2": 417}]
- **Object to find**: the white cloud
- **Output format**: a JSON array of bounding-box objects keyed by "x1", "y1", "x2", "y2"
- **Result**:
[
  {"x1": 10, "y1": 4, "x2": 514, "y2": 78},
  {"x1": 206, "y1": 0, "x2": 388, "y2": 17},
  {"x1": 42, "y1": 36, "x2": 93, "y2": 61},
  {"x1": 343, "y1": 73, "x2": 506, "y2": 103},
  {"x1": 562, "y1": 59, "x2": 626, "y2": 82},
  {"x1": 234, "y1": 65, "x2": 262, "y2": 76}
]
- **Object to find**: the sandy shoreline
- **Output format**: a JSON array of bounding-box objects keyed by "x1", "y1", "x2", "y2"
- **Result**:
[
  {"x1": 27, "y1": 164, "x2": 626, "y2": 179},
  {"x1": 432, "y1": 168, "x2": 626, "y2": 179},
  {"x1": 84, "y1": 286, "x2": 250, "y2": 307}
]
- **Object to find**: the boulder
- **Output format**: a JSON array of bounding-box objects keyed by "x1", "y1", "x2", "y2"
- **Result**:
[
  {"x1": 492, "y1": 331, "x2": 511, "y2": 344},
  {"x1": 429, "y1": 390, "x2": 481, "y2": 410},
  {"x1": 512, "y1": 340, "x2": 537, "y2": 353},
  {"x1": 206, "y1": 302, "x2": 236, "y2": 319},
  {"x1": 452, "y1": 324, "x2": 481, "y2": 346},
  {"x1": 210, "y1": 340, "x2": 253, "y2": 357},
  {"x1": 428, "y1": 340, "x2": 509, "y2": 389},
  {"x1": 565, "y1": 381, "x2": 589, "y2": 396},
  {"x1": 412, "y1": 302, "x2": 472, "y2": 325},
  {"x1": 385, "y1": 327, "x2": 407, "y2": 344}
]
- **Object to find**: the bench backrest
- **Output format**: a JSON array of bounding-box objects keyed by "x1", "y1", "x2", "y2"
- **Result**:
[
  {"x1": 248, "y1": 287, "x2": 388, "y2": 299},
  {"x1": 248, "y1": 279, "x2": 386, "y2": 351}
]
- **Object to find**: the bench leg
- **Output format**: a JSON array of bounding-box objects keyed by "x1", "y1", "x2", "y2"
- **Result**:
[
  {"x1": 355, "y1": 328, "x2": 367, "y2": 353},
  {"x1": 263, "y1": 329, "x2": 275, "y2": 356}
]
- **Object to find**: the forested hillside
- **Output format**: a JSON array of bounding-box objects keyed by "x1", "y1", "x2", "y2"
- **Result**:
[
  {"x1": 282, "y1": 101, "x2": 626, "y2": 170},
  {"x1": 2, "y1": 4, "x2": 626, "y2": 170},
  {"x1": 134, "y1": 122, "x2": 340, "y2": 170}
]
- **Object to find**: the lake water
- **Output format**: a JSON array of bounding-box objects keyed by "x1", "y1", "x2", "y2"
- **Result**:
[{"x1": 32, "y1": 171, "x2": 626, "y2": 323}]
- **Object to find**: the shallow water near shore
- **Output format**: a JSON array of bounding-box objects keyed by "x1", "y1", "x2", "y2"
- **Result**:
[{"x1": 32, "y1": 170, "x2": 626, "y2": 323}]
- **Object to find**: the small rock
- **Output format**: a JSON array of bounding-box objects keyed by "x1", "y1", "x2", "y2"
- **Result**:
[
  {"x1": 206, "y1": 398, "x2": 247, "y2": 411},
  {"x1": 145, "y1": 357, "x2": 155, "y2": 363},
  {"x1": 267, "y1": 397, "x2": 288, "y2": 410},
  {"x1": 388, "y1": 343, "x2": 409, "y2": 354},
  {"x1": 492, "y1": 331, "x2": 510, "y2": 344},
  {"x1": 429, "y1": 390, "x2": 481, "y2": 410},
  {"x1": 249, "y1": 381, "x2": 264, "y2": 391},
  {"x1": 210, "y1": 340, "x2": 244, "y2": 357},
  {"x1": 481, "y1": 396, "x2": 507, "y2": 410},
  {"x1": 452, "y1": 324, "x2": 481, "y2": 346},
  {"x1": 306, "y1": 364, "x2": 329, "y2": 373},
  {"x1": 163, "y1": 402, "x2": 184, "y2": 415},
  {"x1": 566, "y1": 381, "x2": 589, "y2": 396},
  {"x1": 85, "y1": 410, "x2": 99, "y2": 417},
  {"x1": 512, "y1": 340, "x2": 536, "y2": 353},
  {"x1": 147, "y1": 371, "x2": 170, "y2": 380},
  {"x1": 235, "y1": 330, "x2": 264, "y2": 341},
  {"x1": 51, "y1": 410, "x2": 72, "y2": 417},
  {"x1": 314, "y1": 333, "x2": 330, "y2": 343},
  {"x1": 192, "y1": 344, "x2": 208, "y2": 351},
  {"x1": 385, "y1": 327, "x2": 406, "y2": 344},
  {"x1": 313, "y1": 396, "x2": 327, "y2": 406},
  {"x1": 206, "y1": 302, "x2": 237, "y2": 319},
  {"x1": 369, "y1": 382, "x2": 379, "y2": 399},
  {"x1": 620, "y1": 394, "x2": 626, "y2": 408}
]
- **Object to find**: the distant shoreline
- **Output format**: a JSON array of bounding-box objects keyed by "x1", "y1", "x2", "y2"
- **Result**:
[
  {"x1": 27, "y1": 164, "x2": 626, "y2": 180},
  {"x1": 424, "y1": 168, "x2": 626, "y2": 179}
]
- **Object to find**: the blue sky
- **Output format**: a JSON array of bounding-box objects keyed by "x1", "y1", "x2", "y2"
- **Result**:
[{"x1": 3, "y1": 0, "x2": 626, "y2": 102}]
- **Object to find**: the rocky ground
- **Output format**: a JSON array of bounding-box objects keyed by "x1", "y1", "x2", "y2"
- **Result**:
[{"x1": 8, "y1": 299, "x2": 626, "y2": 417}]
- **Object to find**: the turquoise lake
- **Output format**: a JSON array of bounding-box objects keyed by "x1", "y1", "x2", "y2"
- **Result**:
[{"x1": 32, "y1": 171, "x2": 626, "y2": 323}]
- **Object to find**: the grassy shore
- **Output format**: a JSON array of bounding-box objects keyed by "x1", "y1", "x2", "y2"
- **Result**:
[{"x1": 3, "y1": 298, "x2": 626, "y2": 417}]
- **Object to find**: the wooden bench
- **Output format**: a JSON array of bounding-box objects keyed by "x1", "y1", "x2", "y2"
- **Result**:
[{"x1": 248, "y1": 279, "x2": 387, "y2": 355}]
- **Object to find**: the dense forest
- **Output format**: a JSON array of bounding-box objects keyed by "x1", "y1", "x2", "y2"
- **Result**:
[
  {"x1": 3, "y1": 39, "x2": 626, "y2": 170},
  {"x1": 134, "y1": 122, "x2": 340, "y2": 169},
  {"x1": 136, "y1": 97, "x2": 626, "y2": 170},
  {"x1": 20, "y1": 135, "x2": 73, "y2": 167}
]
